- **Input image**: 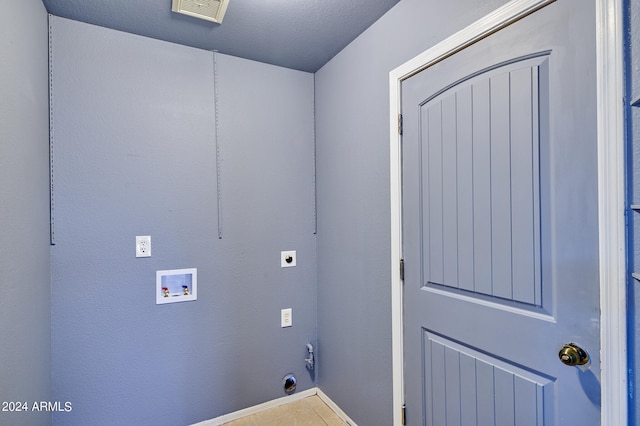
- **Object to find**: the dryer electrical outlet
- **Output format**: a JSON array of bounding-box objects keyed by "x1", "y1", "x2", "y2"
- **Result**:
[{"x1": 281, "y1": 250, "x2": 296, "y2": 268}]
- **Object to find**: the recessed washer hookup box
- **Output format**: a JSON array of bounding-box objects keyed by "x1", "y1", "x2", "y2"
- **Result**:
[{"x1": 156, "y1": 268, "x2": 197, "y2": 304}]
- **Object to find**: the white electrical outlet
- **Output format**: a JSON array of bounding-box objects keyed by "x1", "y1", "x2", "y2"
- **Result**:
[
  {"x1": 136, "y1": 236, "x2": 151, "y2": 257},
  {"x1": 281, "y1": 250, "x2": 296, "y2": 268},
  {"x1": 281, "y1": 308, "x2": 292, "y2": 327}
]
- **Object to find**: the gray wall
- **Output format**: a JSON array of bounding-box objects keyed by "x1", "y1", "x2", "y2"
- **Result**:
[
  {"x1": 314, "y1": 0, "x2": 512, "y2": 424},
  {"x1": 2, "y1": 1, "x2": 631, "y2": 424},
  {"x1": 628, "y1": 0, "x2": 640, "y2": 421},
  {"x1": 49, "y1": 17, "x2": 315, "y2": 425},
  {"x1": 0, "y1": 1, "x2": 52, "y2": 425}
]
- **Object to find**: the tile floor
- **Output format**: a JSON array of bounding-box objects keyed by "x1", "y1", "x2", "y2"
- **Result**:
[{"x1": 223, "y1": 395, "x2": 346, "y2": 426}]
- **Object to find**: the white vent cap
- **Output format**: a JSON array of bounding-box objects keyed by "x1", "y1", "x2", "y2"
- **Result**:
[{"x1": 171, "y1": 0, "x2": 230, "y2": 24}]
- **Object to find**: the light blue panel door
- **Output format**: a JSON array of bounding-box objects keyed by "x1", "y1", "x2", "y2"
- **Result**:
[{"x1": 402, "y1": 2, "x2": 600, "y2": 424}]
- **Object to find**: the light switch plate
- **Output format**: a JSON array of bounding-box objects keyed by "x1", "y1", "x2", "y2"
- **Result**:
[
  {"x1": 281, "y1": 250, "x2": 296, "y2": 268},
  {"x1": 281, "y1": 308, "x2": 292, "y2": 327}
]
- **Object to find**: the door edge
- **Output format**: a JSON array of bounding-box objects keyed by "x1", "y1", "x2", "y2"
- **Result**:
[{"x1": 595, "y1": 0, "x2": 628, "y2": 424}]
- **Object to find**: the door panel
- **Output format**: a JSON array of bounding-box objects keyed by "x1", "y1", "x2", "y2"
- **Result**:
[
  {"x1": 423, "y1": 332, "x2": 553, "y2": 426},
  {"x1": 402, "y1": 2, "x2": 599, "y2": 424},
  {"x1": 421, "y1": 56, "x2": 546, "y2": 307}
]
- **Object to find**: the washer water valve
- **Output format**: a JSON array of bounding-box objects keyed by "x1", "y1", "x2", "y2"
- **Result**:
[{"x1": 305, "y1": 343, "x2": 315, "y2": 370}]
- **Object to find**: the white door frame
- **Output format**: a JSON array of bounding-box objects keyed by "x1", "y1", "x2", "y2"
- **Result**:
[{"x1": 388, "y1": 0, "x2": 627, "y2": 425}]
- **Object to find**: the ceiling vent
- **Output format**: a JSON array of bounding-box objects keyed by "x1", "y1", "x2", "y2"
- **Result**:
[{"x1": 171, "y1": 0, "x2": 230, "y2": 24}]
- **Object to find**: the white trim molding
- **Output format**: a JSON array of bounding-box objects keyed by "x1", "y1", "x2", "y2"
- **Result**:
[
  {"x1": 191, "y1": 388, "x2": 317, "y2": 425},
  {"x1": 595, "y1": 0, "x2": 627, "y2": 424},
  {"x1": 316, "y1": 388, "x2": 359, "y2": 426},
  {"x1": 191, "y1": 387, "x2": 359, "y2": 426},
  {"x1": 389, "y1": 0, "x2": 627, "y2": 424}
]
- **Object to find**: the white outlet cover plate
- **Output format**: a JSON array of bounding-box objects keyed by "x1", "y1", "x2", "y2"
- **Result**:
[
  {"x1": 136, "y1": 235, "x2": 151, "y2": 257},
  {"x1": 281, "y1": 308, "x2": 292, "y2": 327},
  {"x1": 281, "y1": 250, "x2": 296, "y2": 268}
]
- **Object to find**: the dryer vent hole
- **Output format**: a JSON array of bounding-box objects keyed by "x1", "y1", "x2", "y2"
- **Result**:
[{"x1": 282, "y1": 374, "x2": 297, "y2": 395}]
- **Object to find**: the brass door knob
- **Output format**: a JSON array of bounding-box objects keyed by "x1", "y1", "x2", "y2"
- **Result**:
[{"x1": 559, "y1": 343, "x2": 589, "y2": 366}]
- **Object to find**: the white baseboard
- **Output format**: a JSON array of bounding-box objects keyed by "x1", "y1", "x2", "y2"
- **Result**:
[
  {"x1": 315, "y1": 388, "x2": 358, "y2": 426},
  {"x1": 191, "y1": 387, "x2": 358, "y2": 426}
]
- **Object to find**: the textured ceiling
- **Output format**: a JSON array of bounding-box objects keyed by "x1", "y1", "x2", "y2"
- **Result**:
[{"x1": 41, "y1": 0, "x2": 400, "y2": 73}]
